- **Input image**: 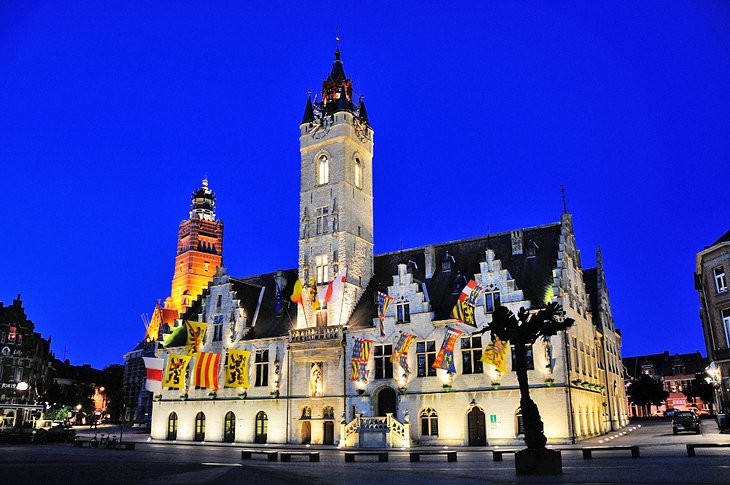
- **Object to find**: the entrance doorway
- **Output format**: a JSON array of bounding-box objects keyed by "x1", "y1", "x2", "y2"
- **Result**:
[
  {"x1": 224, "y1": 411, "x2": 235, "y2": 443},
  {"x1": 255, "y1": 411, "x2": 268, "y2": 444},
  {"x1": 301, "y1": 421, "x2": 311, "y2": 444},
  {"x1": 323, "y1": 421, "x2": 334, "y2": 445},
  {"x1": 376, "y1": 387, "x2": 397, "y2": 416},
  {"x1": 467, "y1": 407, "x2": 487, "y2": 446}
]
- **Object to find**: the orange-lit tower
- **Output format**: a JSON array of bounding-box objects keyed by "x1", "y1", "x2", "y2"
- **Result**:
[{"x1": 165, "y1": 178, "x2": 224, "y2": 314}]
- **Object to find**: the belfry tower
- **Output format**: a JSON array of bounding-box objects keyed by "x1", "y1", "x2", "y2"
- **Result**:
[
  {"x1": 166, "y1": 179, "x2": 224, "y2": 314},
  {"x1": 298, "y1": 50, "x2": 374, "y2": 328}
]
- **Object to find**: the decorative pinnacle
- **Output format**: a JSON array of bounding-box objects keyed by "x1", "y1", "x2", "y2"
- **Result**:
[{"x1": 561, "y1": 184, "x2": 568, "y2": 214}]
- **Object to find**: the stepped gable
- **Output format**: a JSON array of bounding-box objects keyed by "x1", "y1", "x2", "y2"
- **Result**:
[{"x1": 347, "y1": 222, "x2": 562, "y2": 329}]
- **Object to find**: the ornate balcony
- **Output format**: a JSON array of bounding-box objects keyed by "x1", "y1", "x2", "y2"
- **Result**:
[{"x1": 289, "y1": 325, "x2": 343, "y2": 343}]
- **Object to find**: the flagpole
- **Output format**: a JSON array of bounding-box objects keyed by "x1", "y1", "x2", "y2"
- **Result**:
[{"x1": 337, "y1": 271, "x2": 347, "y2": 327}]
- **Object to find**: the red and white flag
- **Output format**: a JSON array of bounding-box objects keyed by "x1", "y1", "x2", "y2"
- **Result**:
[
  {"x1": 143, "y1": 357, "x2": 165, "y2": 393},
  {"x1": 325, "y1": 267, "x2": 347, "y2": 303}
]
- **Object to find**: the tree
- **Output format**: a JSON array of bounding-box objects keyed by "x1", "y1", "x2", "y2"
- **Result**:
[
  {"x1": 489, "y1": 303, "x2": 575, "y2": 452},
  {"x1": 627, "y1": 374, "x2": 668, "y2": 415},
  {"x1": 683, "y1": 372, "x2": 716, "y2": 415},
  {"x1": 99, "y1": 364, "x2": 124, "y2": 422}
]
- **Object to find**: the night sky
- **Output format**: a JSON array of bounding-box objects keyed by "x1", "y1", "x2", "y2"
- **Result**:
[{"x1": 2, "y1": 2, "x2": 728, "y2": 369}]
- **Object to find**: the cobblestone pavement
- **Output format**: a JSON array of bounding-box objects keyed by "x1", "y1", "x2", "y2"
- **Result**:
[{"x1": 3, "y1": 420, "x2": 729, "y2": 484}]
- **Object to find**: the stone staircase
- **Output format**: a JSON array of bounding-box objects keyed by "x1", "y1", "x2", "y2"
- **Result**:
[{"x1": 340, "y1": 413, "x2": 410, "y2": 448}]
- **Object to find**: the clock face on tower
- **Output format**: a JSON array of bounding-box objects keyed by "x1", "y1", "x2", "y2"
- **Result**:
[{"x1": 308, "y1": 111, "x2": 333, "y2": 139}]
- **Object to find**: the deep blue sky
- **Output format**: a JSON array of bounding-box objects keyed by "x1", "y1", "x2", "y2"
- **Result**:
[{"x1": 1, "y1": 2, "x2": 728, "y2": 369}]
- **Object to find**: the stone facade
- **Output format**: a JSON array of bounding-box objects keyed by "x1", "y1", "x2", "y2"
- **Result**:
[
  {"x1": 148, "y1": 51, "x2": 629, "y2": 447},
  {"x1": 695, "y1": 230, "x2": 730, "y2": 414}
]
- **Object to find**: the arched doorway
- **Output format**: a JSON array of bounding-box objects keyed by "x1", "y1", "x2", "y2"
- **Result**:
[
  {"x1": 167, "y1": 412, "x2": 178, "y2": 441},
  {"x1": 323, "y1": 421, "x2": 334, "y2": 445},
  {"x1": 376, "y1": 387, "x2": 397, "y2": 416},
  {"x1": 467, "y1": 407, "x2": 486, "y2": 446},
  {"x1": 194, "y1": 412, "x2": 206, "y2": 442},
  {"x1": 224, "y1": 411, "x2": 235, "y2": 443},
  {"x1": 255, "y1": 411, "x2": 268, "y2": 444},
  {"x1": 301, "y1": 421, "x2": 311, "y2": 444}
]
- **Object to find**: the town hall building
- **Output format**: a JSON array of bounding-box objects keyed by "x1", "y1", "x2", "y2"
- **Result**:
[{"x1": 148, "y1": 51, "x2": 629, "y2": 447}]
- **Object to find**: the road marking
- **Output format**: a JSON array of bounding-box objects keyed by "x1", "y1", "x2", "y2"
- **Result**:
[{"x1": 201, "y1": 462, "x2": 243, "y2": 467}]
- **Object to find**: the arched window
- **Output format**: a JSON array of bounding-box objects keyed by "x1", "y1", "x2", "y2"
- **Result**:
[
  {"x1": 224, "y1": 411, "x2": 235, "y2": 443},
  {"x1": 419, "y1": 407, "x2": 438, "y2": 436},
  {"x1": 255, "y1": 411, "x2": 268, "y2": 444},
  {"x1": 323, "y1": 406, "x2": 335, "y2": 419},
  {"x1": 515, "y1": 408, "x2": 525, "y2": 436},
  {"x1": 317, "y1": 155, "x2": 329, "y2": 185},
  {"x1": 301, "y1": 406, "x2": 312, "y2": 419},
  {"x1": 194, "y1": 411, "x2": 206, "y2": 442},
  {"x1": 354, "y1": 158, "x2": 362, "y2": 189},
  {"x1": 167, "y1": 412, "x2": 177, "y2": 441}
]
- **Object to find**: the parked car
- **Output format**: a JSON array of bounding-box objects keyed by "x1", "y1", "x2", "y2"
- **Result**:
[
  {"x1": 686, "y1": 405, "x2": 709, "y2": 416},
  {"x1": 664, "y1": 408, "x2": 677, "y2": 418},
  {"x1": 672, "y1": 411, "x2": 701, "y2": 434}
]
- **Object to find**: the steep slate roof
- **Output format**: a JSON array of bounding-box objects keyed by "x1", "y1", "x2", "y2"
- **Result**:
[
  {"x1": 711, "y1": 229, "x2": 730, "y2": 247},
  {"x1": 236, "y1": 269, "x2": 299, "y2": 339},
  {"x1": 623, "y1": 351, "x2": 708, "y2": 379},
  {"x1": 583, "y1": 268, "x2": 600, "y2": 330},
  {"x1": 349, "y1": 222, "x2": 563, "y2": 330}
]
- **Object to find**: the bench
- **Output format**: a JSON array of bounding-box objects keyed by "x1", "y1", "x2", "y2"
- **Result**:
[
  {"x1": 280, "y1": 451, "x2": 320, "y2": 462},
  {"x1": 409, "y1": 450, "x2": 457, "y2": 462},
  {"x1": 687, "y1": 443, "x2": 730, "y2": 457},
  {"x1": 241, "y1": 449, "x2": 279, "y2": 461},
  {"x1": 73, "y1": 438, "x2": 96, "y2": 448},
  {"x1": 492, "y1": 449, "x2": 519, "y2": 461},
  {"x1": 580, "y1": 446, "x2": 640, "y2": 459},
  {"x1": 344, "y1": 451, "x2": 388, "y2": 462}
]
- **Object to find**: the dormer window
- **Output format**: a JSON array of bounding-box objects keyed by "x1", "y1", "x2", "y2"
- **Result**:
[
  {"x1": 452, "y1": 274, "x2": 466, "y2": 295},
  {"x1": 407, "y1": 260, "x2": 418, "y2": 274},
  {"x1": 317, "y1": 155, "x2": 329, "y2": 185},
  {"x1": 442, "y1": 251, "x2": 454, "y2": 272},
  {"x1": 526, "y1": 240, "x2": 539, "y2": 258}
]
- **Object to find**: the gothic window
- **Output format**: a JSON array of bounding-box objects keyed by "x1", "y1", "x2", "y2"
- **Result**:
[
  {"x1": 217, "y1": 294, "x2": 222, "y2": 308},
  {"x1": 317, "y1": 155, "x2": 329, "y2": 185},
  {"x1": 315, "y1": 207, "x2": 330, "y2": 235},
  {"x1": 510, "y1": 344, "x2": 534, "y2": 371},
  {"x1": 212, "y1": 314, "x2": 224, "y2": 342},
  {"x1": 461, "y1": 336, "x2": 483, "y2": 374},
  {"x1": 374, "y1": 344, "x2": 393, "y2": 379},
  {"x1": 396, "y1": 302, "x2": 410, "y2": 324},
  {"x1": 354, "y1": 158, "x2": 362, "y2": 189},
  {"x1": 224, "y1": 411, "x2": 235, "y2": 443},
  {"x1": 715, "y1": 266, "x2": 728, "y2": 293},
  {"x1": 417, "y1": 340, "x2": 437, "y2": 377},
  {"x1": 255, "y1": 411, "x2": 268, "y2": 444},
  {"x1": 301, "y1": 406, "x2": 312, "y2": 419},
  {"x1": 419, "y1": 407, "x2": 438, "y2": 436},
  {"x1": 255, "y1": 350, "x2": 269, "y2": 387},
  {"x1": 167, "y1": 412, "x2": 178, "y2": 440},
  {"x1": 484, "y1": 291, "x2": 501, "y2": 313},
  {"x1": 315, "y1": 255, "x2": 329, "y2": 284},
  {"x1": 194, "y1": 412, "x2": 206, "y2": 442},
  {"x1": 323, "y1": 406, "x2": 335, "y2": 419}
]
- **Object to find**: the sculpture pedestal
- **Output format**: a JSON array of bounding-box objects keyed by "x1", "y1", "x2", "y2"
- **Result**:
[{"x1": 515, "y1": 448, "x2": 562, "y2": 475}]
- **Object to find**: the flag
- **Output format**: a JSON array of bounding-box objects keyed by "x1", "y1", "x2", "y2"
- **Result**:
[
  {"x1": 163, "y1": 354, "x2": 191, "y2": 389},
  {"x1": 162, "y1": 323, "x2": 187, "y2": 348},
  {"x1": 185, "y1": 321, "x2": 207, "y2": 354},
  {"x1": 193, "y1": 352, "x2": 221, "y2": 390},
  {"x1": 351, "y1": 338, "x2": 373, "y2": 362},
  {"x1": 325, "y1": 266, "x2": 347, "y2": 303},
  {"x1": 481, "y1": 337, "x2": 509, "y2": 374},
  {"x1": 391, "y1": 332, "x2": 416, "y2": 375},
  {"x1": 461, "y1": 280, "x2": 486, "y2": 307},
  {"x1": 225, "y1": 349, "x2": 251, "y2": 388},
  {"x1": 351, "y1": 361, "x2": 369, "y2": 382},
  {"x1": 451, "y1": 299, "x2": 476, "y2": 326},
  {"x1": 291, "y1": 279, "x2": 304, "y2": 304},
  {"x1": 274, "y1": 279, "x2": 283, "y2": 314},
  {"x1": 432, "y1": 327, "x2": 463, "y2": 373},
  {"x1": 143, "y1": 357, "x2": 164, "y2": 393},
  {"x1": 310, "y1": 277, "x2": 320, "y2": 312},
  {"x1": 377, "y1": 292, "x2": 394, "y2": 337}
]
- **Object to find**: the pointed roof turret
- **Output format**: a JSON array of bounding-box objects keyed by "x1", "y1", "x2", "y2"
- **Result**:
[
  {"x1": 321, "y1": 50, "x2": 353, "y2": 109},
  {"x1": 302, "y1": 91, "x2": 315, "y2": 124},
  {"x1": 328, "y1": 49, "x2": 346, "y2": 83},
  {"x1": 358, "y1": 96, "x2": 369, "y2": 124}
]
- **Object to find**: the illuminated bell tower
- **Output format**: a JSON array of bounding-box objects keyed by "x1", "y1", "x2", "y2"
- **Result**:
[
  {"x1": 167, "y1": 178, "x2": 224, "y2": 314},
  {"x1": 298, "y1": 50, "x2": 374, "y2": 328}
]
